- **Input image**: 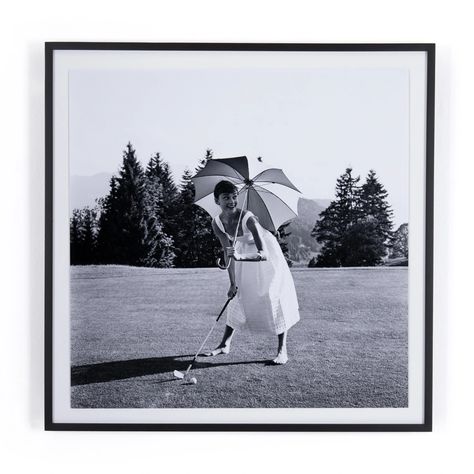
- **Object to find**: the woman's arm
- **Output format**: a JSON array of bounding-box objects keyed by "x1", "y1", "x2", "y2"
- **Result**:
[
  {"x1": 212, "y1": 220, "x2": 237, "y2": 296},
  {"x1": 246, "y1": 216, "x2": 267, "y2": 260}
]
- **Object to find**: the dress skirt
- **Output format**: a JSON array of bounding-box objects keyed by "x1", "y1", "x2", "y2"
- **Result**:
[{"x1": 214, "y1": 211, "x2": 300, "y2": 335}]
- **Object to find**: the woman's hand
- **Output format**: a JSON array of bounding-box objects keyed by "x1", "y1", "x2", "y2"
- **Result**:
[
  {"x1": 257, "y1": 250, "x2": 267, "y2": 261},
  {"x1": 228, "y1": 283, "x2": 238, "y2": 298},
  {"x1": 226, "y1": 247, "x2": 243, "y2": 260}
]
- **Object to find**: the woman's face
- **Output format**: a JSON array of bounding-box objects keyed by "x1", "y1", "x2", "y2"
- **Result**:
[{"x1": 216, "y1": 192, "x2": 238, "y2": 213}]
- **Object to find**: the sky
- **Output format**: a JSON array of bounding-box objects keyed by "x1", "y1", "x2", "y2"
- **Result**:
[{"x1": 69, "y1": 66, "x2": 409, "y2": 227}]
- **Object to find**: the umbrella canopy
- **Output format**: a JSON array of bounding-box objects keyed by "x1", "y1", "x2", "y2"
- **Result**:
[{"x1": 191, "y1": 156, "x2": 301, "y2": 233}]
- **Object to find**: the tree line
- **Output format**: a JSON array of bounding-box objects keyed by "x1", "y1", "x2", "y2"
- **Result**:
[
  {"x1": 71, "y1": 143, "x2": 407, "y2": 268},
  {"x1": 71, "y1": 143, "x2": 292, "y2": 268},
  {"x1": 71, "y1": 143, "x2": 221, "y2": 267},
  {"x1": 309, "y1": 167, "x2": 408, "y2": 267}
]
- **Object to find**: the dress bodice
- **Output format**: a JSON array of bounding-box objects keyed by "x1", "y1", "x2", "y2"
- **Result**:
[{"x1": 214, "y1": 211, "x2": 255, "y2": 243}]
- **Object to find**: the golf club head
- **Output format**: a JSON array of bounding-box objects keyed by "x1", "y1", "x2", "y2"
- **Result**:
[{"x1": 173, "y1": 370, "x2": 185, "y2": 379}]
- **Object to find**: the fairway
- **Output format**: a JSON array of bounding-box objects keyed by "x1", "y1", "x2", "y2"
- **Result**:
[{"x1": 70, "y1": 265, "x2": 408, "y2": 408}]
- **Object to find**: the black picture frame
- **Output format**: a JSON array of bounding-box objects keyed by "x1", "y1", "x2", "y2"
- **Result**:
[{"x1": 45, "y1": 42, "x2": 434, "y2": 431}]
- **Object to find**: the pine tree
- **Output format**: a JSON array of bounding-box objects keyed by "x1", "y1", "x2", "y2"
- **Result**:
[
  {"x1": 145, "y1": 152, "x2": 178, "y2": 235},
  {"x1": 96, "y1": 142, "x2": 174, "y2": 267},
  {"x1": 276, "y1": 223, "x2": 293, "y2": 267},
  {"x1": 312, "y1": 168, "x2": 362, "y2": 266},
  {"x1": 341, "y1": 218, "x2": 387, "y2": 266},
  {"x1": 110, "y1": 142, "x2": 148, "y2": 264},
  {"x1": 81, "y1": 207, "x2": 98, "y2": 264},
  {"x1": 197, "y1": 148, "x2": 213, "y2": 170},
  {"x1": 193, "y1": 149, "x2": 223, "y2": 266},
  {"x1": 144, "y1": 152, "x2": 178, "y2": 266},
  {"x1": 139, "y1": 214, "x2": 175, "y2": 268},
  {"x1": 174, "y1": 149, "x2": 221, "y2": 267},
  {"x1": 96, "y1": 176, "x2": 120, "y2": 263},
  {"x1": 70, "y1": 209, "x2": 82, "y2": 265},
  {"x1": 390, "y1": 223, "x2": 408, "y2": 259},
  {"x1": 174, "y1": 168, "x2": 199, "y2": 267},
  {"x1": 359, "y1": 170, "x2": 394, "y2": 241},
  {"x1": 312, "y1": 168, "x2": 394, "y2": 267},
  {"x1": 70, "y1": 207, "x2": 98, "y2": 264}
]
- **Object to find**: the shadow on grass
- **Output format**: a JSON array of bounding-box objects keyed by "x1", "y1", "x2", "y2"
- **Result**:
[{"x1": 71, "y1": 355, "x2": 268, "y2": 386}]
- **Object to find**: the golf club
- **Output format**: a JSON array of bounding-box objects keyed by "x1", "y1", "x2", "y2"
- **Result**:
[{"x1": 173, "y1": 291, "x2": 237, "y2": 383}]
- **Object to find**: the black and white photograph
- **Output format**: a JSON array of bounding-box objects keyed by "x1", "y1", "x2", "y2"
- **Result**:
[{"x1": 46, "y1": 43, "x2": 433, "y2": 429}]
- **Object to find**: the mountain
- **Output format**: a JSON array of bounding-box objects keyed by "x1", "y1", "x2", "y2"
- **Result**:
[
  {"x1": 70, "y1": 173, "x2": 112, "y2": 213},
  {"x1": 284, "y1": 198, "x2": 329, "y2": 266}
]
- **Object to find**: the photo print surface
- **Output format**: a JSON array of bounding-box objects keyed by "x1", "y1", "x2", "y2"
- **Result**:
[{"x1": 69, "y1": 66, "x2": 409, "y2": 409}]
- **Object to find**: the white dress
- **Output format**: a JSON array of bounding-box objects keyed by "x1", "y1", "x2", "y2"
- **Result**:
[{"x1": 214, "y1": 211, "x2": 300, "y2": 335}]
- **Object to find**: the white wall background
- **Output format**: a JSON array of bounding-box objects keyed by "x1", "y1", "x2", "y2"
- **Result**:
[{"x1": 0, "y1": 1, "x2": 470, "y2": 473}]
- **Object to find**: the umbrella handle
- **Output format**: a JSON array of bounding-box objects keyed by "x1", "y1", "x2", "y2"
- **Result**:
[
  {"x1": 216, "y1": 256, "x2": 231, "y2": 270},
  {"x1": 216, "y1": 189, "x2": 249, "y2": 271}
]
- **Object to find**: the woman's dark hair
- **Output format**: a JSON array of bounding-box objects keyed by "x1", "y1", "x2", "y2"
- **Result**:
[{"x1": 214, "y1": 180, "x2": 238, "y2": 200}]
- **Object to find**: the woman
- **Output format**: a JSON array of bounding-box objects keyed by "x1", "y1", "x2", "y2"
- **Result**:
[{"x1": 205, "y1": 180, "x2": 300, "y2": 364}]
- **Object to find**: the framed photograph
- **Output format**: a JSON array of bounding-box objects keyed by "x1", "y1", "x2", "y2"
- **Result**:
[{"x1": 45, "y1": 42, "x2": 434, "y2": 431}]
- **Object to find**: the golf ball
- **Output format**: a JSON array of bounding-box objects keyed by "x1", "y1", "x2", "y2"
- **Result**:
[{"x1": 190, "y1": 377, "x2": 197, "y2": 384}]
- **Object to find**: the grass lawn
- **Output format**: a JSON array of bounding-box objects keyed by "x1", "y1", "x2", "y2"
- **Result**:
[{"x1": 70, "y1": 265, "x2": 408, "y2": 408}]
